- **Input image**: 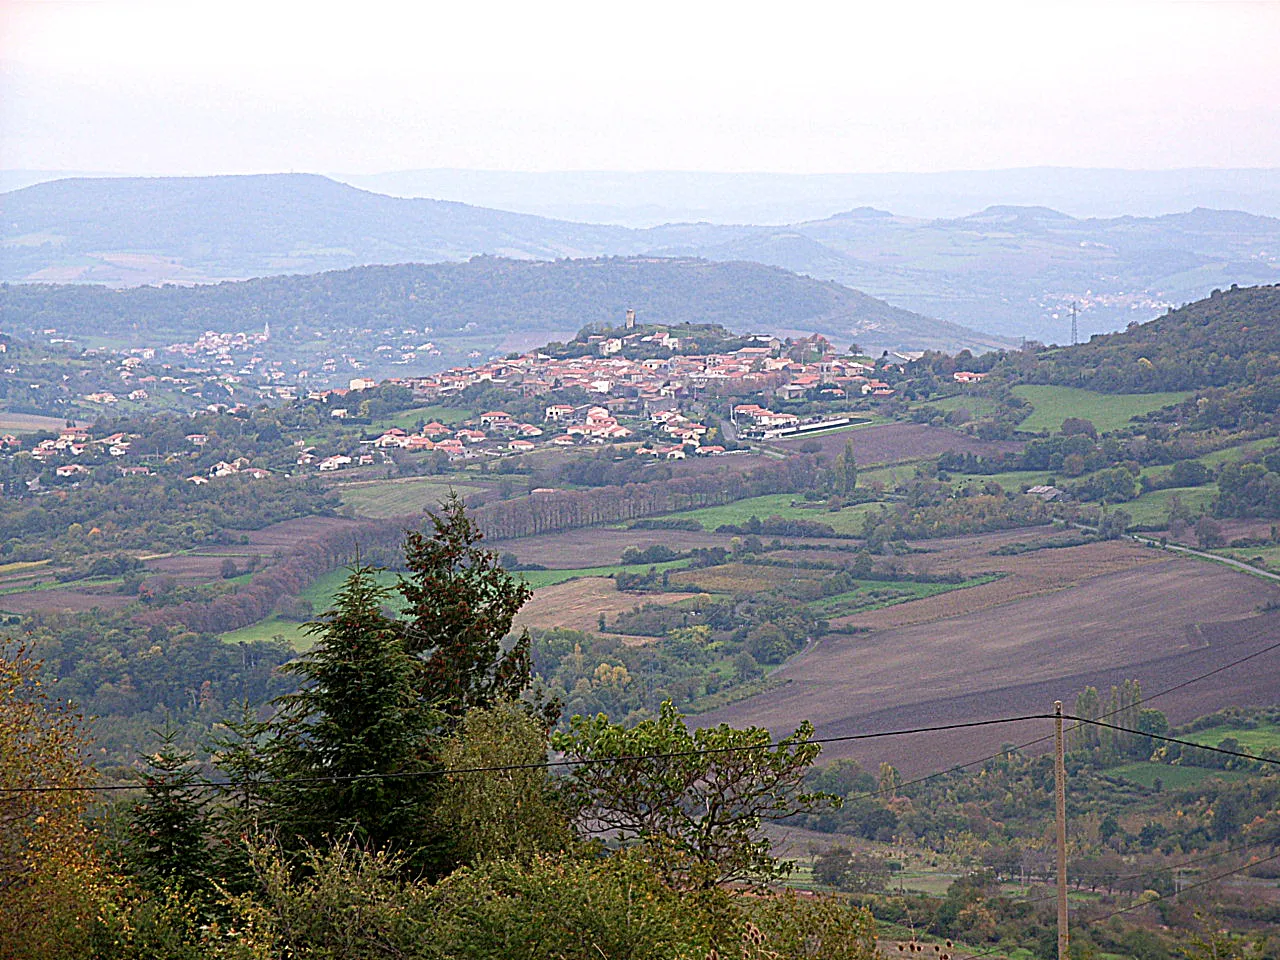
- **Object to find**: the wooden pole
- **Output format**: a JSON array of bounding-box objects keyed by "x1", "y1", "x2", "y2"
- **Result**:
[{"x1": 1054, "y1": 700, "x2": 1069, "y2": 960}]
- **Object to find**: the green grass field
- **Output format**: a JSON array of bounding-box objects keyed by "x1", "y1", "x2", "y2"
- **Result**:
[
  {"x1": 917, "y1": 393, "x2": 1003, "y2": 420},
  {"x1": 220, "y1": 568, "x2": 403, "y2": 650},
  {"x1": 941, "y1": 468, "x2": 1055, "y2": 492},
  {"x1": 1012, "y1": 386, "x2": 1194, "y2": 435},
  {"x1": 338, "y1": 478, "x2": 483, "y2": 518},
  {"x1": 1108, "y1": 761, "x2": 1254, "y2": 789},
  {"x1": 372, "y1": 405, "x2": 472, "y2": 431},
  {"x1": 647, "y1": 494, "x2": 888, "y2": 535},
  {"x1": 1140, "y1": 438, "x2": 1275, "y2": 487},
  {"x1": 1180, "y1": 721, "x2": 1280, "y2": 754},
  {"x1": 1216, "y1": 544, "x2": 1280, "y2": 570},
  {"x1": 809, "y1": 575, "x2": 998, "y2": 617},
  {"x1": 517, "y1": 558, "x2": 692, "y2": 589},
  {"x1": 1122, "y1": 485, "x2": 1217, "y2": 528}
]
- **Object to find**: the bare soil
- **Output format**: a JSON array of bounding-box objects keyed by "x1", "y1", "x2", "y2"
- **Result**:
[
  {"x1": 767, "y1": 422, "x2": 1022, "y2": 465},
  {"x1": 833, "y1": 539, "x2": 1167, "y2": 632},
  {"x1": 0, "y1": 587, "x2": 130, "y2": 613},
  {"x1": 493, "y1": 528, "x2": 730, "y2": 568},
  {"x1": 514, "y1": 577, "x2": 700, "y2": 635},
  {"x1": 702, "y1": 554, "x2": 1280, "y2": 775}
]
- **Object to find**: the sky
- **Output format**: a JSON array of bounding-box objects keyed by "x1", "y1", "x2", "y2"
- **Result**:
[{"x1": 2, "y1": 0, "x2": 1279, "y2": 177}]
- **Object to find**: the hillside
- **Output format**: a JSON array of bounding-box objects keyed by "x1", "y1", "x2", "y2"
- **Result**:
[
  {"x1": 0, "y1": 256, "x2": 1013, "y2": 354},
  {"x1": 0, "y1": 173, "x2": 641, "y2": 284},
  {"x1": 4, "y1": 173, "x2": 1278, "y2": 341},
  {"x1": 1011, "y1": 283, "x2": 1280, "y2": 393},
  {"x1": 341, "y1": 166, "x2": 1280, "y2": 224},
  {"x1": 650, "y1": 205, "x2": 1280, "y2": 341}
]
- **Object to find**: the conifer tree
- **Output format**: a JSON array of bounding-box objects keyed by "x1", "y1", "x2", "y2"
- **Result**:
[
  {"x1": 398, "y1": 493, "x2": 538, "y2": 718},
  {"x1": 262, "y1": 563, "x2": 437, "y2": 853},
  {"x1": 128, "y1": 723, "x2": 209, "y2": 893},
  {"x1": 835, "y1": 440, "x2": 859, "y2": 496}
]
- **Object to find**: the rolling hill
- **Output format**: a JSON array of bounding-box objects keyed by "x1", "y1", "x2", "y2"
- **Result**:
[
  {"x1": 0, "y1": 256, "x2": 1015, "y2": 354},
  {"x1": 4, "y1": 173, "x2": 1277, "y2": 342},
  {"x1": 0, "y1": 174, "x2": 640, "y2": 284},
  {"x1": 1012, "y1": 282, "x2": 1280, "y2": 393}
]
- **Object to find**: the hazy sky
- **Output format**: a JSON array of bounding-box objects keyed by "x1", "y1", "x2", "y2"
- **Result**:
[{"x1": 2, "y1": 0, "x2": 1278, "y2": 176}]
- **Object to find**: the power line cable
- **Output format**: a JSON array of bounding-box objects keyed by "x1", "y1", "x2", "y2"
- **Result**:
[
  {"x1": 1073, "y1": 717, "x2": 1280, "y2": 768},
  {"x1": 951, "y1": 846, "x2": 1278, "y2": 959},
  {"x1": 1087, "y1": 849, "x2": 1280, "y2": 925},
  {"x1": 7, "y1": 713, "x2": 1274, "y2": 803},
  {"x1": 962, "y1": 636, "x2": 1280, "y2": 764},
  {"x1": 0, "y1": 712, "x2": 1057, "y2": 795}
]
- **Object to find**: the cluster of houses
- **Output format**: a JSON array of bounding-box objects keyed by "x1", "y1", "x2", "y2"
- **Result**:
[
  {"x1": 288, "y1": 334, "x2": 929, "y2": 473},
  {"x1": 3, "y1": 424, "x2": 283, "y2": 487},
  {"x1": 24, "y1": 428, "x2": 134, "y2": 464},
  {"x1": 300, "y1": 400, "x2": 742, "y2": 474},
  {"x1": 372, "y1": 333, "x2": 905, "y2": 409},
  {"x1": 186, "y1": 456, "x2": 272, "y2": 485}
]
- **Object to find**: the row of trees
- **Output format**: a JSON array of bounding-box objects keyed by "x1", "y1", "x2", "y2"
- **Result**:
[{"x1": 469, "y1": 456, "x2": 819, "y2": 540}]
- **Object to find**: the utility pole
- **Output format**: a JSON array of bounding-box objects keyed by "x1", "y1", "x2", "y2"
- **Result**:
[
  {"x1": 1070, "y1": 302, "x2": 1078, "y2": 346},
  {"x1": 1054, "y1": 700, "x2": 1069, "y2": 960}
]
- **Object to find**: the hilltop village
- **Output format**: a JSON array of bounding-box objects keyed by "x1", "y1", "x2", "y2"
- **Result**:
[
  {"x1": 2, "y1": 323, "x2": 974, "y2": 483},
  {"x1": 300, "y1": 328, "x2": 928, "y2": 471}
]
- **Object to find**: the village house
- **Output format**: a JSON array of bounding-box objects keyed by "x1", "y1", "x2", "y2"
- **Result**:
[{"x1": 318, "y1": 455, "x2": 353, "y2": 472}]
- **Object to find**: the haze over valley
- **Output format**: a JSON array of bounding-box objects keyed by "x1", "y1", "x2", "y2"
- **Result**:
[{"x1": 3, "y1": 3, "x2": 1280, "y2": 957}]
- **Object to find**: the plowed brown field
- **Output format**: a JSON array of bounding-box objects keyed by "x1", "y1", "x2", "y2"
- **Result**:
[
  {"x1": 702, "y1": 549, "x2": 1280, "y2": 775},
  {"x1": 767, "y1": 422, "x2": 1022, "y2": 464},
  {"x1": 514, "y1": 576, "x2": 700, "y2": 636}
]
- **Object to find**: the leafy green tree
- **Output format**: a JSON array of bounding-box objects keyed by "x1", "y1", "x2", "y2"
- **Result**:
[
  {"x1": 1097, "y1": 508, "x2": 1132, "y2": 540},
  {"x1": 399, "y1": 494, "x2": 540, "y2": 719},
  {"x1": 1195, "y1": 515, "x2": 1226, "y2": 549},
  {"x1": 550, "y1": 700, "x2": 836, "y2": 887},
  {"x1": 220, "y1": 841, "x2": 879, "y2": 960},
  {"x1": 812, "y1": 847, "x2": 890, "y2": 892},
  {"x1": 834, "y1": 440, "x2": 859, "y2": 495},
  {"x1": 261, "y1": 563, "x2": 438, "y2": 854},
  {"x1": 433, "y1": 702, "x2": 570, "y2": 865}
]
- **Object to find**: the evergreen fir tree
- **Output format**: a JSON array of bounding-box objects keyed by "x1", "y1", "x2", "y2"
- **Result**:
[
  {"x1": 262, "y1": 563, "x2": 437, "y2": 853},
  {"x1": 128, "y1": 723, "x2": 209, "y2": 893},
  {"x1": 398, "y1": 493, "x2": 539, "y2": 718}
]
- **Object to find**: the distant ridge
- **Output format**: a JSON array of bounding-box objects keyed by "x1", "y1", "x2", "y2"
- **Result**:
[
  {"x1": 0, "y1": 256, "x2": 1016, "y2": 354},
  {"x1": 4, "y1": 172, "x2": 1277, "y2": 341}
]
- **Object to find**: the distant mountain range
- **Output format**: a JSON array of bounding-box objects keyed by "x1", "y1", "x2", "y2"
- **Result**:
[
  {"x1": 0, "y1": 256, "x2": 1013, "y2": 355},
  {"x1": 3, "y1": 173, "x2": 1278, "y2": 342}
]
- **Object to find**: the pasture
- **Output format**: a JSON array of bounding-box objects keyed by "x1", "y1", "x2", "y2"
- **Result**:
[
  {"x1": 1123, "y1": 485, "x2": 1217, "y2": 529},
  {"x1": 646, "y1": 494, "x2": 887, "y2": 535},
  {"x1": 1180, "y1": 721, "x2": 1280, "y2": 754},
  {"x1": 1107, "y1": 762, "x2": 1253, "y2": 790},
  {"x1": 1012, "y1": 385, "x2": 1194, "y2": 435},
  {"x1": 338, "y1": 477, "x2": 484, "y2": 518}
]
